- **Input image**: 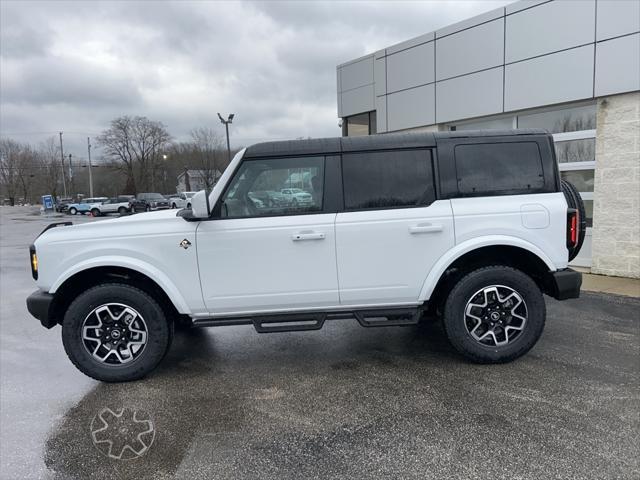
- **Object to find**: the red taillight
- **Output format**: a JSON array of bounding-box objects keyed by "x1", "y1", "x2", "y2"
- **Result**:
[{"x1": 567, "y1": 209, "x2": 578, "y2": 248}]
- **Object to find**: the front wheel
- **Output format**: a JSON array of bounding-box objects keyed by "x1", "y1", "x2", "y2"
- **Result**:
[
  {"x1": 145, "y1": 205, "x2": 151, "y2": 212},
  {"x1": 117, "y1": 206, "x2": 127, "y2": 215},
  {"x1": 90, "y1": 208, "x2": 100, "y2": 217},
  {"x1": 62, "y1": 283, "x2": 172, "y2": 382},
  {"x1": 442, "y1": 266, "x2": 545, "y2": 364},
  {"x1": 69, "y1": 207, "x2": 77, "y2": 215}
]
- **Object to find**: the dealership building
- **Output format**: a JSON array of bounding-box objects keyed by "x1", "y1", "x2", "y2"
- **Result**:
[{"x1": 336, "y1": 0, "x2": 639, "y2": 278}]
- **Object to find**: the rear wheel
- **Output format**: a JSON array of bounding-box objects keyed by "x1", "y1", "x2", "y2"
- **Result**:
[
  {"x1": 442, "y1": 266, "x2": 545, "y2": 364},
  {"x1": 90, "y1": 208, "x2": 100, "y2": 217},
  {"x1": 62, "y1": 283, "x2": 172, "y2": 382},
  {"x1": 117, "y1": 206, "x2": 127, "y2": 215}
]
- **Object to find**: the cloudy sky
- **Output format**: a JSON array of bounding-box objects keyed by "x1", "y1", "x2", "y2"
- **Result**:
[{"x1": 1, "y1": 0, "x2": 510, "y2": 159}]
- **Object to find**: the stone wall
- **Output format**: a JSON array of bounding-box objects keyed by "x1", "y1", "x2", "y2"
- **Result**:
[{"x1": 591, "y1": 92, "x2": 640, "y2": 278}]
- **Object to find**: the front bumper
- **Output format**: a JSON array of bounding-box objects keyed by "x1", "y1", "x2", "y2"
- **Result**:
[
  {"x1": 546, "y1": 268, "x2": 582, "y2": 300},
  {"x1": 26, "y1": 290, "x2": 56, "y2": 328}
]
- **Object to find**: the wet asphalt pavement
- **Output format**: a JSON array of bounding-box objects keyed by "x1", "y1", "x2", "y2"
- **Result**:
[{"x1": 0, "y1": 206, "x2": 638, "y2": 480}]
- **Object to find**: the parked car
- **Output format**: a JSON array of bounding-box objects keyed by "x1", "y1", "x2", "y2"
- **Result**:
[
  {"x1": 169, "y1": 191, "x2": 196, "y2": 209},
  {"x1": 130, "y1": 193, "x2": 170, "y2": 212},
  {"x1": 55, "y1": 198, "x2": 74, "y2": 213},
  {"x1": 280, "y1": 188, "x2": 312, "y2": 206},
  {"x1": 67, "y1": 197, "x2": 108, "y2": 215},
  {"x1": 90, "y1": 197, "x2": 132, "y2": 216},
  {"x1": 26, "y1": 130, "x2": 585, "y2": 382}
]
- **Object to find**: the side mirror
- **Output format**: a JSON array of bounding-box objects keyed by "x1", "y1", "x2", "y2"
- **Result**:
[{"x1": 189, "y1": 190, "x2": 210, "y2": 218}]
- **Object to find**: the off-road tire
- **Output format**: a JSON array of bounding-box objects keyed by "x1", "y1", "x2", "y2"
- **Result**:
[
  {"x1": 442, "y1": 266, "x2": 546, "y2": 364},
  {"x1": 62, "y1": 283, "x2": 172, "y2": 382}
]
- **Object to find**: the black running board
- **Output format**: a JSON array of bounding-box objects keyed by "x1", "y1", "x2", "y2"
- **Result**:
[{"x1": 191, "y1": 307, "x2": 422, "y2": 333}]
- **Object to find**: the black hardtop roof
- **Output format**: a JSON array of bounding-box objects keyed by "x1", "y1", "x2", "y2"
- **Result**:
[{"x1": 244, "y1": 129, "x2": 549, "y2": 158}]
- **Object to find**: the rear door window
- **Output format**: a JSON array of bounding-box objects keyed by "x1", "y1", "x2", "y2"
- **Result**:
[
  {"x1": 454, "y1": 142, "x2": 545, "y2": 196},
  {"x1": 342, "y1": 150, "x2": 435, "y2": 210}
]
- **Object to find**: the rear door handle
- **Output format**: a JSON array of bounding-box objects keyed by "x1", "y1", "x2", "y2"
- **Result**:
[
  {"x1": 408, "y1": 223, "x2": 443, "y2": 234},
  {"x1": 291, "y1": 232, "x2": 325, "y2": 241}
]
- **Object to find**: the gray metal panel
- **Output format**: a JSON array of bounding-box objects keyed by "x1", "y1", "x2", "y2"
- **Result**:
[
  {"x1": 386, "y1": 42, "x2": 434, "y2": 93},
  {"x1": 386, "y1": 32, "x2": 435, "y2": 55},
  {"x1": 505, "y1": 45, "x2": 594, "y2": 111},
  {"x1": 375, "y1": 96, "x2": 388, "y2": 132},
  {"x1": 436, "y1": 6, "x2": 504, "y2": 38},
  {"x1": 374, "y1": 57, "x2": 386, "y2": 97},
  {"x1": 341, "y1": 84, "x2": 375, "y2": 117},
  {"x1": 595, "y1": 33, "x2": 640, "y2": 97},
  {"x1": 336, "y1": 69, "x2": 342, "y2": 117},
  {"x1": 596, "y1": 0, "x2": 640, "y2": 41},
  {"x1": 436, "y1": 18, "x2": 504, "y2": 81},
  {"x1": 387, "y1": 84, "x2": 435, "y2": 131},
  {"x1": 506, "y1": 0, "x2": 551, "y2": 15},
  {"x1": 340, "y1": 56, "x2": 374, "y2": 92},
  {"x1": 436, "y1": 67, "x2": 504, "y2": 123},
  {"x1": 505, "y1": 0, "x2": 596, "y2": 63},
  {"x1": 337, "y1": 92, "x2": 343, "y2": 118}
]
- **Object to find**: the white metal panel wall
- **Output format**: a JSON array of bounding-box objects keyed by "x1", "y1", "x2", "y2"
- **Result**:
[
  {"x1": 505, "y1": 45, "x2": 594, "y2": 111},
  {"x1": 595, "y1": 33, "x2": 640, "y2": 97},
  {"x1": 505, "y1": 0, "x2": 596, "y2": 63},
  {"x1": 387, "y1": 84, "x2": 435, "y2": 131},
  {"x1": 341, "y1": 84, "x2": 375, "y2": 117},
  {"x1": 596, "y1": 0, "x2": 640, "y2": 41},
  {"x1": 436, "y1": 67, "x2": 504, "y2": 123},
  {"x1": 436, "y1": 18, "x2": 504, "y2": 80},
  {"x1": 339, "y1": 56, "x2": 374, "y2": 92},
  {"x1": 386, "y1": 42, "x2": 434, "y2": 93}
]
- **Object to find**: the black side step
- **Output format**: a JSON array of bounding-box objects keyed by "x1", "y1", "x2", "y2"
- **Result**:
[
  {"x1": 353, "y1": 308, "x2": 421, "y2": 327},
  {"x1": 252, "y1": 312, "x2": 327, "y2": 333}
]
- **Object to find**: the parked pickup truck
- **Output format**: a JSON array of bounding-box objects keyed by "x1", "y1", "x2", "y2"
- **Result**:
[
  {"x1": 169, "y1": 191, "x2": 196, "y2": 209},
  {"x1": 130, "y1": 193, "x2": 170, "y2": 212},
  {"x1": 26, "y1": 130, "x2": 584, "y2": 382}
]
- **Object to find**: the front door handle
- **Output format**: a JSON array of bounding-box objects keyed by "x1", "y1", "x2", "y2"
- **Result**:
[
  {"x1": 408, "y1": 223, "x2": 443, "y2": 234},
  {"x1": 292, "y1": 231, "x2": 325, "y2": 241}
]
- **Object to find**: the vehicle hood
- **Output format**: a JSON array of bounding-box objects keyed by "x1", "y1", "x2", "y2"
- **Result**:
[{"x1": 34, "y1": 209, "x2": 189, "y2": 246}]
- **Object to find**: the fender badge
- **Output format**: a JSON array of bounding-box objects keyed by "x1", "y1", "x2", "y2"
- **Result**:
[{"x1": 179, "y1": 239, "x2": 192, "y2": 249}]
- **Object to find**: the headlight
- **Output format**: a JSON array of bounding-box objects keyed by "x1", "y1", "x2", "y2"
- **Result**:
[{"x1": 29, "y1": 245, "x2": 38, "y2": 280}]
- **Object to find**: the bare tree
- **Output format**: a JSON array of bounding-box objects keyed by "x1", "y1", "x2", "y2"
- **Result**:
[
  {"x1": 0, "y1": 138, "x2": 31, "y2": 205},
  {"x1": 97, "y1": 116, "x2": 171, "y2": 194},
  {"x1": 190, "y1": 127, "x2": 225, "y2": 191},
  {"x1": 37, "y1": 136, "x2": 62, "y2": 198}
]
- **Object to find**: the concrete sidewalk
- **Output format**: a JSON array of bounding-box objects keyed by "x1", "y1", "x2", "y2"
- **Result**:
[{"x1": 575, "y1": 268, "x2": 640, "y2": 298}]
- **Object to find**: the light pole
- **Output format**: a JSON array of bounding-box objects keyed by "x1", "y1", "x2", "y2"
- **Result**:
[
  {"x1": 87, "y1": 137, "x2": 94, "y2": 198},
  {"x1": 217, "y1": 113, "x2": 234, "y2": 163}
]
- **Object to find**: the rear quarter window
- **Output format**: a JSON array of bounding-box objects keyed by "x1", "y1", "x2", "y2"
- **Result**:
[{"x1": 454, "y1": 142, "x2": 545, "y2": 197}]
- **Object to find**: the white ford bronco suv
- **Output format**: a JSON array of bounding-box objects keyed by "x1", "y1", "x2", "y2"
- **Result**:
[{"x1": 26, "y1": 130, "x2": 584, "y2": 382}]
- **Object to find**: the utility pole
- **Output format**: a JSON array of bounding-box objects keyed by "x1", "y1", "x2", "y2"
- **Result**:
[
  {"x1": 217, "y1": 113, "x2": 235, "y2": 163},
  {"x1": 68, "y1": 154, "x2": 73, "y2": 196},
  {"x1": 59, "y1": 132, "x2": 67, "y2": 197},
  {"x1": 87, "y1": 137, "x2": 94, "y2": 197}
]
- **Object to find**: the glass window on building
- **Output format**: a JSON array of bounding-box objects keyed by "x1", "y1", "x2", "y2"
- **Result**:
[
  {"x1": 343, "y1": 111, "x2": 376, "y2": 136},
  {"x1": 560, "y1": 169, "x2": 594, "y2": 193},
  {"x1": 450, "y1": 116, "x2": 514, "y2": 131},
  {"x1": 555, "y1": 138, "x2": 596, "y2": 163},
  {"x1": 517, "y1": 103, "x2": 596, "y2": 133}
]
